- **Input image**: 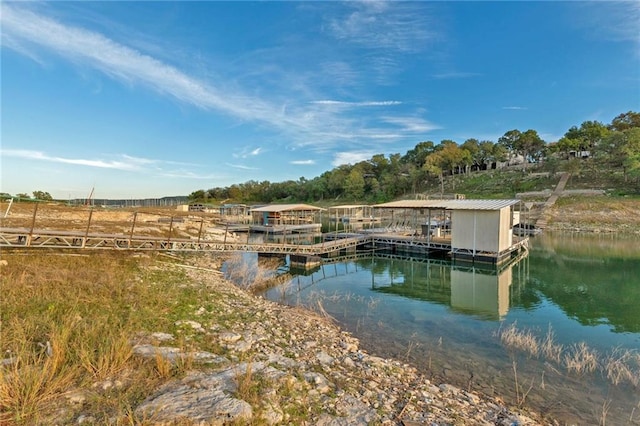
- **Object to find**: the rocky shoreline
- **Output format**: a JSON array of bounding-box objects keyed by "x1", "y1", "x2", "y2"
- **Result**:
[{"x1": 122, "y1": 261, "x2": 551, "y2": 426}]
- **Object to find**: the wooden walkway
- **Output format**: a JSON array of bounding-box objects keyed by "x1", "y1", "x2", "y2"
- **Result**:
[{"x1": 0, "y1": 226, "x2": 528, "y2": 265}]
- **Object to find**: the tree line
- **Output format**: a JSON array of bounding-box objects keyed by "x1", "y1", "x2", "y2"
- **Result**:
[{"x1": 189, "y1": 110, "x2": 639, "y2": 203}]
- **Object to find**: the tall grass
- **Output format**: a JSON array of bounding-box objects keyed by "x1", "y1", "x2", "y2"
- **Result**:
[
  {"x1": 496, "y1": 323, "x2": 640, "y2": 388},
  {"x1": 0, "y1": 251, "x2": 208, "y2": 424}
]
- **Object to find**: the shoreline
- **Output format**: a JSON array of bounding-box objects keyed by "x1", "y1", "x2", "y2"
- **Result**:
[{"x1": 130, "y1": 256, "x2": 552, "y2": 425}]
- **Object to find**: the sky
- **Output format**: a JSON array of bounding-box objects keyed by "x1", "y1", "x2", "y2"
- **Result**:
[{"x1": 1, "y1": 1, "x2": 639, "y2": 200}]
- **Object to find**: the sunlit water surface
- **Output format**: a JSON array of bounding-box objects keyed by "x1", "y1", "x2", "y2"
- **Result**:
[{"x1": 255, "y1": 233, "x2": 640, "y2": 425}]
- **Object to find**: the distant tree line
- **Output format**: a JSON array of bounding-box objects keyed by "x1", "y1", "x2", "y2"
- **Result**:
[{"x1": 187, "y1": 110, "x2": 638, "y2": 203}]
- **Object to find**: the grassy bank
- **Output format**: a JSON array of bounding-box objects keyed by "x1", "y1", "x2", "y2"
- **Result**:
[{"x1": 0, "y1": 251, "x2": 226, "y2": 424}]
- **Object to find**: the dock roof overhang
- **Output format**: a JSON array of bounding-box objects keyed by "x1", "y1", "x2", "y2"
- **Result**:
[
  {"x1": 373, "y1": 199, "x2": 521, "y2": 211},
  {"x1": 250, "y1": 203, "x2": 325, "y2": 213}
]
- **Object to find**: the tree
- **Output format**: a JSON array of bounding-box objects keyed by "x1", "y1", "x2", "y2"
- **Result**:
[
  {"x1": 188, "y1": 190, "x2": 206, "y2": 201},
  {"x1": 32, "y1": 191, "x2": 53, "y2": 201},
  {"x1": 555, "y1": 136, "x2": 581, "y2": 159},
  {"x1": 609, "y1": 111, "x2": 640, "y2": 132},
  {"x1": 564, "y1": 121, "x2": 610, "y2": 153},
  {"x1": 461, "y1": 138, "x2": 481, "y2": 171},
  {"x1": 498, "y1": 129, "x2": 522, "y2": 155},
  {"x1": 344, "y1": 168, "x2": 366, "y2": 200},
  {"x1": 518, "y1": 129, "x2": 546, "y2": 164},
  {"x1": 402, "y1": 141, "x2": 435, "y2": 167},
  {"x1": 423, "y1": 152, "x2": 446, "y2": 195}
]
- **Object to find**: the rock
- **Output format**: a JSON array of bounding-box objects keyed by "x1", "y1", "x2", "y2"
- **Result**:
[
  {"x1": 342, "y1": 356, "x2": 355, "y2": 368},
  {"x1": 150, "y1": 332, "x2": 174, "y2": 342},
  {"x1": 135, "y1": 369, "x2": 254, "y2": 424},
  {"x1": 340, "y1": 340, "x2": 358, "y2": 352},
  {"x1": 439, "y1": 383, "x2": 461, "y2": 395},
  {"x1": 66, "y1": 391, "x2": 87, "y2": 405},
  {"x1": 174, "y1": 320, "x2": 205, "y2": 333},
  {"x1": 219, "y1": 331, "x2": 242, "y2": 343},
  {"x1": 316, "y1": 351, "x2": 335, "y2": 365}
]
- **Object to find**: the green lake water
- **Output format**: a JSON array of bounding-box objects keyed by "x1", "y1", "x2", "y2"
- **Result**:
[{"x1": 260, "y1": 233, "x2": 640, "y2": 425}]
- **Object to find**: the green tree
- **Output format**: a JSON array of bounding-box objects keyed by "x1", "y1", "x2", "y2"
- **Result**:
[
  {"x1": 32, "y1": 191, "x2": 53, "y2": 201},
  {"x1": 188, "y1": 190, "x2": 206, "y2": 201},
  {"x1": 519, "y1": 129, "x2": 546, "y2": 164},
  {"x1": 564, "y1": 121, "x2": 610, "y2": 153},
  {"x1": 344, "y1": 168, "x2": 366, "y2": 200},
  {"x1": 402, "y1": 141, "x2": 435, "y2": 168},
  {"x1": 609, "y1": 111, "x2": 640, "y2": 132}
]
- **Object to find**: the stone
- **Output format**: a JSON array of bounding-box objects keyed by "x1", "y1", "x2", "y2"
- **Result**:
[
  {"x1": 174, "y1": 320, "x2": 205, "y2": 333},
  {"x1": 219, "y1": 331, "x2": 242, "y2": 343},
  {"x1": 316, "y1": 351, "x2": 335, "y2": 365},
  {"x1": 150, "y1": 332, "x2": 174, "y2": 342}
]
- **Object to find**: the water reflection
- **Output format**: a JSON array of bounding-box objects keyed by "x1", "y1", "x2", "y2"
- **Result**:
[
  {"x1": 369, "y1": 256, "x2": 524, "y2": 320},
  {"x1": 259, "y1": 233, "x2": 640, "y2": 425}
]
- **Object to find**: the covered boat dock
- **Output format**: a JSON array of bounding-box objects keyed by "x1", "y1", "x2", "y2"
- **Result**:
[{"x1": 372, "y1": 199, "x2": 528, "y2": 265}]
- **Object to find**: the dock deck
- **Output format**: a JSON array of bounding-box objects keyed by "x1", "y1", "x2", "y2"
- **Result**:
[{"x1": 0, "y1": 226, "x2": 528, "y2": 265}]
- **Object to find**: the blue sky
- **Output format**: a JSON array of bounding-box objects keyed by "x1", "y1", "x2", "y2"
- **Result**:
[{"x1": 1, "y1": 1, "x2": 639, "y2": 199}]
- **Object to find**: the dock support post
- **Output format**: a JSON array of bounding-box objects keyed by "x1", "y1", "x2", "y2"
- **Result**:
[
  {"x1": 197, "y1": 219, "x2": 204, "y2": 246},
  {"x1": 27, "y1": 202, "x2": 39, "y2": 247},
  {"x1": 129, "y1": 212, "x2": 137, "y2": 248},
  {"x1": 82, "y1": 209, "x2": 93, "y2": 248},
  {"x1": 167, "y1": 216, "x2": 174, "y2": 248}
]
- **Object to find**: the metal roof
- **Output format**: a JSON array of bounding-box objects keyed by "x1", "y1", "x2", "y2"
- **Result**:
[
  {"x1": 328, "y1": 204, "x2": 371, "y2": 210},
  {"x1": 373, "y1": 199, "x2": 521, "y2": 211},
  {"x1": 250, "y1": 203, "x2": 325, "y2": 212}
]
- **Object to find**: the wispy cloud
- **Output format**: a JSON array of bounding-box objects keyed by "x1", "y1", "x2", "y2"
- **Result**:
[
  {"x1": 290, "y1": 159, "x2": 315, "y2": 165},
  {"x1": 381, "y1": 116, "x2": 440, "y2": 133},
  {"x1": 502, "y1": 106, "x2": 527, "y2": 111},
  {"x1": 233, "y1": 146, "x2": 264, "y2": 159},
  {"x1": 332, "y1": 151, "x2": 375, "y2": 167},
  {"x1": 1, "y1": 149, "x2": 154, "y2": 171},
  {"x1": 311, "y1": 100, "x2": 402, "y2": 107},
  {"x1": 0, "y1": 3, "x2": 439, "y2": 157},
  {"x1": 432, "y1": 72, "x2": 481, "y2": 80},
  {"x1": 225, "y1": 163, "x2": 259, "y2": 171},
  {"x1": 579, "y1": 2, "x2": 640, "y2": 45},
  {"x1": 1, "y1": 149, "x2": 215, "y2": 180},
  {"x1": 326, "y1": 1, "x2": 437, "y2": 53}
]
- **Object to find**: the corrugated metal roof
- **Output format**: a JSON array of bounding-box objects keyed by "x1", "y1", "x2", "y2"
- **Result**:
[
  {"x1": 373, "y1": 199, "x2": 520, "y2": 211},
  {"x1": 250, "y1": 203, "x2": 325, "y2": 212},
  {"x1": 328, "y1": 204, "x2": 370, "y2": 209}
]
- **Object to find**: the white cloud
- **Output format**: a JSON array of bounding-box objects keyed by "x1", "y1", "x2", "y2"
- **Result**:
[
  {"x1": 432, "y1": 72, "x2": 481, "y2": 80},
  {"x1": 381, "y1": 116, "x2": 440, "y2": 133},
  {"x1": 502, "y1": 106, "x2": 527, "y2": 111},
  {"x1": 225, "y1": 163, "x2": 259, "y2": 171},
  {"x1": 0, "y1": 4, "x2": 440, "y2": 157},
  {"x1": 311, "y1": 100, "x2": 402, "y2": 107},
  {"x1": 580, "y1": 2, "x2": 640, "y2": 45},
  {"x1": 326, "y1": 1, "x2": 437, "y2": 53},
  {"x1": 1, "y1": 149, "x2": 153, "y2": 171},
  {"x1": 332, "y1": 151, "x2": 374, "y2": 167},
  {"x1": 290, "y1": 159, "x2": 315, "y2": 165}
]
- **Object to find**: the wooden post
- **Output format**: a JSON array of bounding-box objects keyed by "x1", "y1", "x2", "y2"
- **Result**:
[
  {"x1": 4, "y1": 198, "x2": 13, "y2": 218},
  {"x1": 27, "y1": 202, "x2": 39, "y2": 246},
  {"x1": 128, "y1": 212, "x2": 138, "y2": 248},
  {"x1": 197, "y1": 219, "x2": 204, "y2": 245},
  {"x1": 82, "y1": 208, "x2": 93, "y2": 248},
  {"x1": 167, "y1": 216, "x2": 174, "y2": 246},
  {"x1": 224, "y1": 222, "x2": 229, "y2": 248}
]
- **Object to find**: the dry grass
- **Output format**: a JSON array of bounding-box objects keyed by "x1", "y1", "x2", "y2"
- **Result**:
[
  {"x1": 0, "y1": 250, "x2": 209, "y2": 424},
  {"x1": 497, "y1": 322, "x2": 540, "y2": 357},
  {"x1": 224, "y1": 252, "x2": 287, "y2": 293},
  {"x1": 496, "y1": 323, "x2": 640, "y2": 387}
]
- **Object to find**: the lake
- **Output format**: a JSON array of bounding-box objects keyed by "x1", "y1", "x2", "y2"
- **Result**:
[{"x1": 260, "y1": 233, "x2": 640, "y2": 425}]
